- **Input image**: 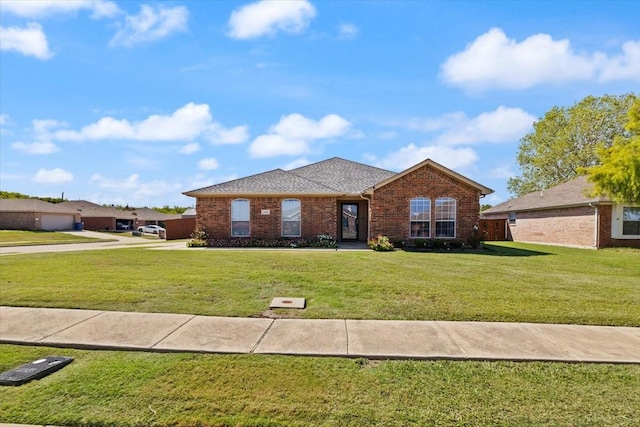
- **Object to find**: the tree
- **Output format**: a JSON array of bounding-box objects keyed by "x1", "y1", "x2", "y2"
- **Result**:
[
  {"x1": 584, "y1": 98, "x2": 640, "y2": 204},
  {"x1": 508, "y1": 93, "x2": 637, "y2": 196}
]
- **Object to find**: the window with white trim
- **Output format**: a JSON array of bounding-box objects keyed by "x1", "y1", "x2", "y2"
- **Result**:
[
  {"x1": 282, "y1": 199, "x2": 301, "y2": 237},
  {"x1": 435, "y1": 197, "x2": 456, "y2": 238},
  {"x1": 410, "y1": 197, "x2": 430, "y2": 238},
  {"x1": 622, "y1": 207, "x2": 640, "y2": 236},
  {"x1": 231, "y1": 199, "x2": 250, "y2": 237}
]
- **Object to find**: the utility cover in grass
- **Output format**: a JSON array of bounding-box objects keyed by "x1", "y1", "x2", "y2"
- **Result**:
[
  {"x1": 0, "y1": 356, "x2": 73, "y2": 386},
  {"x1": 270, "y1": 297, "x2": 306, "y2": 309}
]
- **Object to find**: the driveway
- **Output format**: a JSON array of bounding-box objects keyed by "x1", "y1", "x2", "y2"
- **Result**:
[{"x1": 0, "y1": 230, "x2": 183, "y2": 256}]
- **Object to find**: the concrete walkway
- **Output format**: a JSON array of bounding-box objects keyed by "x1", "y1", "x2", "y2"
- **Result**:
[{"x1": 1, "y1": 306, "x2": 638, "y2": 363}]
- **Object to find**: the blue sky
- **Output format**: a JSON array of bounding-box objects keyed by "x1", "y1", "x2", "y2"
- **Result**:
[{"x1": 1, "y1": 0, "x2": 639, "y2": 208}]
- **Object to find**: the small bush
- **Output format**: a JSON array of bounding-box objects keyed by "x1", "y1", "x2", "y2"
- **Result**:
[
  {"x1": 432, "y1": 239, "x2": 447, "y2": 250},
  {"x1": 187, "y1": 228, "x2": 209, "y2": 247},
  {"x1": 414, "y1": 238, "x2": 428, "y2": 248},
  {"x1": 448, "y1": 240, "x2": 463, "y2": 249},
  {"x1": 368, "y1": 235, "x2": 395, "y2": 251},
  {"x1": 467, "y1": 225, "x2": 485, "y2": 249}
]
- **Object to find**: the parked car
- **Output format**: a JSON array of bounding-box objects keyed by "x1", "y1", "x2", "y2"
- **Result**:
[{"x1": 137, "y1": 225, "x2": 165, "y2": 234}]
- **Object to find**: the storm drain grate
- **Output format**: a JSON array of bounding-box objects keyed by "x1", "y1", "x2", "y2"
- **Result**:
[{"x1": 0, "y1": 356, "x2": 74, "y2": 386}]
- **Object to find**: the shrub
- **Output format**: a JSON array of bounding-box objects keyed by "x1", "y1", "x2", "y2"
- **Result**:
[
  {"x1": 368, "y1": 235, "x2": 395, "y2": 251},
  {"x1": 432, "y1": 239, "x2": 447, "y2": 250},
  {"x1": 187, "y1": 228, "x2": 209, "y2": 247},
  {"x1": 467, "y1": 225, "x2": 485, "y2": 249},
  {"x1": 448, "y1": 240, "x2": 463, "y2": 249},
  {"x1": 414, "y1": 238, "x2": 428, "y2": 248}
]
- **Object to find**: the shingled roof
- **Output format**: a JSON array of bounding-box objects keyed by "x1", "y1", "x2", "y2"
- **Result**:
[
  {"x1": 483, "y1": 176, "x2": 611, "y2": 214},
  {"x1": 183, "y1": 157, "x2": 396, "y2": 197},
  {"x1": 0, "y1": 199, "x2": 77, "y2": 214}
]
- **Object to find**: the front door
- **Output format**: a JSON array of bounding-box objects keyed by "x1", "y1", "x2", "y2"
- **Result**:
[{"x1": 341, "y1": 203, "x2": 358, "y2": 240}]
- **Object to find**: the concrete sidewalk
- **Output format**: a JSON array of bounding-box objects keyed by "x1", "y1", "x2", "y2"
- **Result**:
[{"x1": 1, "y1": 306, "x2": 638, "y2": 363}]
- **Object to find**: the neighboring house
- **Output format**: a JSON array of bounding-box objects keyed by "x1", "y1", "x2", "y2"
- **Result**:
[
  {"x1": 481, "y1": 176, "x2": 640, "y2": 249},
  {"x1": 58, "y1": 201, "x2": 176, "y2": 231},
  {"x1": 0, "y1": 199, "x2": 81, "y2": 230},
  {"x1": 183, "y1": 157, "x2": 493, "y2": 244},
  {"x1": 58, "y1": 200, "x2": 133, "y2": 231}
]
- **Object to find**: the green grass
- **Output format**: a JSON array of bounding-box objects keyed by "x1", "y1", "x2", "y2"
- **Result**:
[
  {"x1": 0, "y1": 230, "x2": 112, "y2": 246},
  {"x1": 1, "y1": 242, "x2": 639, "y2": 326},
  {"x1": 1, "y1": 345, "x2": 639, "y2": 427}
]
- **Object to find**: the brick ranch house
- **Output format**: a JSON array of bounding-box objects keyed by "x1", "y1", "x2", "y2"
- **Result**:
[
  {"x1": 482, "y1": 175, "x2": 640, "y2": 249},
  {"x1": 183, "y1": 157, "x2": 493, "y2": 244}
]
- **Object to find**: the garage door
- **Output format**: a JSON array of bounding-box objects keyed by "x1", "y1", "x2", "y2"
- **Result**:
[{"x1": 41, "y1": 214, "x2": 75, "y2": 230}]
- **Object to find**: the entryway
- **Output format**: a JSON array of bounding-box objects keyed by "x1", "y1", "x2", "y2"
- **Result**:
[{"x1": 341, "y1": 203, "x2": 359, "y2": 241}]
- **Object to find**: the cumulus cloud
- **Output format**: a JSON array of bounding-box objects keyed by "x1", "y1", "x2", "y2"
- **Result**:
[
  {"x1": 283, "y1": 158, "x2": 311, "y2": 170},
  {"x1": 54, "y1": 103, "x2": 249, "y2": 144},
  {"x1": 249, "y1": 113, "x2": 352, "y2": 158},
  {"x1": 89, "y1": 173, "x2": 183, "y2": 205},
  {"x1": 227, "y1": 0, "x2": 316, "y2": 39},
  {"x1": 373, "y1": 144, "x2": 479, "y2": 172},
  {"x1": 33, "y1": 168, "x2": 73, "y2": 184},
  {"x1": 438, "y1": 107, "x2": 534, "y2": 145},
  {"x1": 180, "y1": 143, "x2": 200, "y2": 154},
  {"x1": 110, "y1": 4, "x2": 188, "y2": 47},
  {"x1": 0, "y1": 0, "x2": 121, "y2": 19},
  {"x1": 11, "y1": 119, "x2": 63, "y2": 154},
  {"x1": 12, "y1": 141, "x2": 59, "y2": 155},
  {"x1": 0, "y1": 23, "x2": 53, "y2": 60},
  {"x1": 441, "y1": 28, "x2": 640, "y2": 90},
  {"x1": 198, "y1": 158, "x2": 219, "y2": 170}
]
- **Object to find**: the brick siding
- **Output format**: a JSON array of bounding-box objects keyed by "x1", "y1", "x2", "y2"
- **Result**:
[
  {"x1": 0, "y1": 212, "x2": 38, "y2": 230},
  {"x1": 369, "y1": 165, "x2": 481, "y2": 243},
  {"x1": 196, "y1": 196, "x2": 337, "y2": 240}
]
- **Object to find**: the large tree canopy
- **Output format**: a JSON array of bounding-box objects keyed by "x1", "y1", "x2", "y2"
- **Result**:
[
  {"x1": 585, "y1": 98, "x2": 640, "y2": 204},
  {"x1": 508, "y1": 93, "x2": 637, "y2": 196}
]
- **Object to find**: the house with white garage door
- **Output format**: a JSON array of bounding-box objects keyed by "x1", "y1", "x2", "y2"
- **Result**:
[{"x1": 0, "y1": 199, "x2": 81, "y2": 231}]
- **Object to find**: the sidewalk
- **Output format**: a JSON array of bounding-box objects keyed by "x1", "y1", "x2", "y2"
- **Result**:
[{"x1": 1, "y1": 306, "x2": 638, "y2": 363}]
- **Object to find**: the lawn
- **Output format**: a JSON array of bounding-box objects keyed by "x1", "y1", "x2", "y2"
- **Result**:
[
  {"x1": 0, "y1": 230, "x2": 112, "y2": 247},
  {"x1": 1, "y1": 242, "x2": 639, "y2": 326},
  {"x1": 1, "y1": 242, "x2": 639, "y2": 426},
  {"x1": 1, "y1": 345, "x2": 639, "y2": 427}
]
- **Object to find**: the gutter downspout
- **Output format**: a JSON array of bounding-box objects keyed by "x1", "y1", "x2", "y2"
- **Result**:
[{"x1": 589, "y1": 203, "x2": 599, "y2": 248}]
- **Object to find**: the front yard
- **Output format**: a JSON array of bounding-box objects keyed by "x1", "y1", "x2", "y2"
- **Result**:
[{"x1": 1, "y1": 242, "x2": 639, "y2": 426}]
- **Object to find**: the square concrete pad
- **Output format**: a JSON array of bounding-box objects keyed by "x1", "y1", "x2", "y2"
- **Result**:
[
  {"x1": 0, "y1": 306, "x2": 103, "y2": 343},
  {"x1": 527, "y1": 324, "x2": 640, "y2": 363},
  {"x1": 347, "y1": 320, "x2": 464, "y2": 359},
  {"x1": 437, "y1": 321, "x2": 576, "y2": 361},
  {"x1": 154, "y1": 316, "x2": 273, "y2": 353},
  {"x1": 270, "y1": 297, "x2": 306, "y2": 309},
  {"x1": 255, "y1": 319, "x2": 347, "y2": 356},
  {"x1": 42, "y1": 311, "x2": 193, "y2": 350}
]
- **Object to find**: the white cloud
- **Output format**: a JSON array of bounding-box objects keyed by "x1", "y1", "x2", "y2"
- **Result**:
[
  {"x1": 0, "y1": 23, "x2": 53, "y2": 60},
  {"x1": 249, "y1": 113, "x2": 352, "y2": 158},
  {"x1": 338, "y1": 23, "x2": 358, "y2": 40},
  {"x1": 489, "y1": 165, "x2": 515, "y2": 179},
  {"x1": 436, "y1": 107, "x2": 535, "y2": 145},
  {"x1": 198, "y1": 158, "x2": 219, "y2": 170},
  {"x1": 0, "y1": 0, "x2": 121, "y2": 19},
  {"x1": 441, "y1": 28, "x2": 640, "y2": 90},
  {"x1": 227, "y1": 0, "x2": 316, "y2": 39},
  {"x1": 283, "y1": 158, "x2": 311, "y2": 170},
  {"x1": 33, "y1": 168, "x2": 73, "y2": 184},
  {"x1": 12, "y1": 141, "x2": 59, "y2": 155},
  {"x1": 0, "y1": 115, "x2": 7, "y2": 125},
  {"x1": 405, "y1": 107, "x2": 534, "y2": 145},
  {"x1": 180, "y1": 143, "x2": 200, "y2": 154},
  {"x1": 54, "y1": 103, "x2": 249, "y2": 144},
  {"x1": 110, "y1": 4, "x2": 188, "y2": 47},
  {"x1": 11, "y1": 119, "x2": 63, "y2": 154},
  {"x1": 89, "y1": 173, "x2": 182, "y2": 205},
  {"x1": 374, "y1": 144, "x2": 479, "y2": 172}
]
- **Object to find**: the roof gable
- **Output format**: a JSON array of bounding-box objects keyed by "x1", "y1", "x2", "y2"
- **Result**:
[
  {"x1": 288, "y1": 157, "x2": 396, "y2": 194},
  {"x1": 483, "y1": 176, "x2": 610, "y2": 214},
  {"x1": 365, "y1": 158, "x2": 493, "y2": 196}
]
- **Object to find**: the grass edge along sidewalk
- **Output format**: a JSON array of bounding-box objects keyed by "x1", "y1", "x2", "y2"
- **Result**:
[{"x1": 1, "y1": 242, "x2": 638, "y2": 326}]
